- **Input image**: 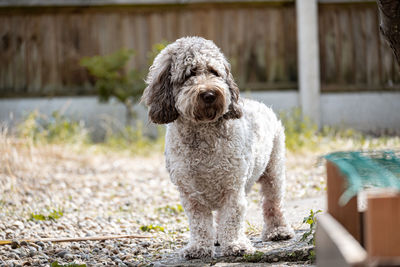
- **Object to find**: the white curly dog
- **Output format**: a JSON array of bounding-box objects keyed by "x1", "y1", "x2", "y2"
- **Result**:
[{"x1": 142, "y1": 36, "x2": 294, "y2": 259}]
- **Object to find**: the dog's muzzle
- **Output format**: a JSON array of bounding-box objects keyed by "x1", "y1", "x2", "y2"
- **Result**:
[{"x1": 195, "y1": 89, "x2": 225, "y2": 121}]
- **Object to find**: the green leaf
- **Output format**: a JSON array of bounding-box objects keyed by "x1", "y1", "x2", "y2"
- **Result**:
[
  {"x1": 140, "y1": 224, "x2": 165, "y2": 232},
  {"x1": 30, "y1": 213, "x2": 46, "y2": 221},
  {"x1": 29, "y1": 209, "x2": 64, "y2": 221}
]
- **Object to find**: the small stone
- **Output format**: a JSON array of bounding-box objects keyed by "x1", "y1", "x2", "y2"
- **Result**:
[
  {"x1": 29, "y1": 243, "x2": 39, "y2": 250},
  {"x1": 56, "y1": 250, "x2": 68, "y2": 258},
  {"x1": 71, "y1": 245, "x2": 81, "y2": 251},
  {"x1": 35, "y1": 241, "x2": 45, "y2": 248},
  {"x1": 158, "y1": 249, "x2": 171, "y2": 255},
  {"x1": 20, "y1": 241, "x2": 28, "y2": 246},
  {"x1": 28, "y1": 246, "x2": 37, "y2": 253},
  {"x1": 140, "y1": 241, "x2": 151, "y2": 248},
  {"x1": 116, "y1": 260, "x2": 127, "y2": 267},
  {"x1": 13, "y1": 221, "x2": 24, "y2": 230},
  {"x1": 9, "y1": 252, "x2": 20, "y2": 260},
  {"x1": 131, "y1": 247, "x2": 140, "y2": 255},
  {"x1": 80, "y1": 253, "x2": 90, "y2": 261},
  {"x1": 5, "y1": 229, "x2": 14, "y2": 235},
  {"x1": 28, "y1": 250, "x2": 36, "y2": 257},
  {"x1": 11, "y1": 240, "x2": 19, "y2": 249},
  {"x1": 64, "y1": 253, "x2": 74, "y2": 260},
  {"x1": 39, "y1": 259, "x2": 49, "y2": 265},
  {"x1": 13, "y1": 249, "x2": 23, "y2": 257},
  {"x1": 38, "y1": 252, "x2": 49, "y2": 259}
]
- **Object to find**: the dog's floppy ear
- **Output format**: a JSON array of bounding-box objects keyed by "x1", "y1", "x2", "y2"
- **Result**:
[
  {"x1": 141, "y1": 48, "x2": 179, "y2": 124},
  {"x1": 223, "y1": 63, "x2": 243, "y2": 120}
]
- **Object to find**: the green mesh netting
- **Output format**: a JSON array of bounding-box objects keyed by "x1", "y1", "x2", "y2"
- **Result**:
[{"x1": 324, "y1": 150, "x2": 400, "y2": 205}]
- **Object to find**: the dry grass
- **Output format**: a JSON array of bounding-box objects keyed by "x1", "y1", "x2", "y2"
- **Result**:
[{"x1": 2, "y1": 128, "x2": 399, "y2": 207}]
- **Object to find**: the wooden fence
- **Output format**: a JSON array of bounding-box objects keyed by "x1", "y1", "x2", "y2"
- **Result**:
[
  {"x1": 0, "y1": 0, "x2": 399, "y2": 97},
  {"x1": 319, "y1": 3, "x2": 400, "y2": 92}
]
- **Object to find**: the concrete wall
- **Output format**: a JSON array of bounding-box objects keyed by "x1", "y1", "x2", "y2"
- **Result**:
[
  {"x1": 0, "y1": 97, "x2": 149, "y2": 140},
  {"x1": 251, "y1": 91, "x2": 400, "y2": 135},
  {"x1": 320, "y1": 92, "x2": 400, "y2": 135},
  {"x1": 1, "y1": 92, "x2": 399, "y2": 138}
]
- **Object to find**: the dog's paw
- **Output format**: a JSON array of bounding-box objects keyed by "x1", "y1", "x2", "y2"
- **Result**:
[
  {"x1": 180, "y1": 244, "x2": 214, "y2": 259},
  {"x1": 262, "y1": 226, "x2": 294, "y2": 241},
  {"x1": 221, "y1": 240, "x2": 255, "y2": 256}
]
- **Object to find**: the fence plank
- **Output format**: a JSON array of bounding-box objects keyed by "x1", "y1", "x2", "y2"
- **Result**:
[
  {"x1": 1, "y1": 2, "x2": 400, "y2": 97},
  {"x1": 338, "y1": 7, "x2": 354, "y2": 84}
]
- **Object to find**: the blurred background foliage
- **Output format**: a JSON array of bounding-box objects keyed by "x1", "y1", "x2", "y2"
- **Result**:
[
  {"x1": 80, "y1": 49, "x2": 143, "y2": 126},
  {"x1": 80, "y1": 41, "x2": 168, "y2": 126},
  {"x1": 16, "y1": 109, "x2": 165, "y2": 155},
  {"x1": 15, "y1": 106, "x2": 397, "y2": 156}
]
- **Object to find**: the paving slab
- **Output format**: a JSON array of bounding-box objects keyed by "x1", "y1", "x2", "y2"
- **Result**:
[{"x1": 153, "y1": 195, "x2": 326, "y2": 267}]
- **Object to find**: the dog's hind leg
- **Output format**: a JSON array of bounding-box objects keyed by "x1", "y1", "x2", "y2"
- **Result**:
[{"x1": 259, "y1": 124, "x2": 294, "y2": 241}]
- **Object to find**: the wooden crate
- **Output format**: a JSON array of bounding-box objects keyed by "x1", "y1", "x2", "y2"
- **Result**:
[{"x1": 316, "y1": 161, "x2": 400, "y2": 266}]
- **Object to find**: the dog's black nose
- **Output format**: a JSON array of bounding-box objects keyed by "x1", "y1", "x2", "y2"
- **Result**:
[{"x1": 200, "y1": 91, "x2": 216, "y2": 104}]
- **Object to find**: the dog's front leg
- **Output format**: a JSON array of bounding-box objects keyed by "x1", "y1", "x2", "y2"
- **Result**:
[
  {"x1": 217, "y1": 192, "x2": 255, "y2": 256},
  {"x1": 180, "y1": 195, "x2": 215, "y2": 259}
]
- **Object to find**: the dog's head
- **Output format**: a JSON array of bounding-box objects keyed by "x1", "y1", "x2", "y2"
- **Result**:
[{"x1": 141, "y1": 36, "x2": 242, "y2": 124}]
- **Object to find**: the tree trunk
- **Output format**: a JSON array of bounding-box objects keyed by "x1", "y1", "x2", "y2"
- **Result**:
[{"x1": 377, "y1": 0, "x2": 400, "y2": 67}]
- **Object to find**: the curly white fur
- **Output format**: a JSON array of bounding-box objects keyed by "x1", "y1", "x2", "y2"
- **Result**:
[{"x1": 142, "y1": 36, "x2": 294, "y2": 259}]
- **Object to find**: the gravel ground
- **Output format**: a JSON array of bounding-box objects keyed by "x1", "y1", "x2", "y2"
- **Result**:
[{"x1": 0, "y1": 134, "x2": 397, "y2": 266}]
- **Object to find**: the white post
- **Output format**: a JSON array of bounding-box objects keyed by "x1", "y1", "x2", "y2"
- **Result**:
[{"x1": 296, "y1": 0, "x2": 321, "y2": 128}]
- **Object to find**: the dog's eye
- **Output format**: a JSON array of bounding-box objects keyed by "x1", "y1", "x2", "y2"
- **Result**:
[{"x1": 210, "y1": 69, "x2": 219, "y2": 77}]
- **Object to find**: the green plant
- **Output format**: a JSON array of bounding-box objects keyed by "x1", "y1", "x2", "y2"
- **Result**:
[
  {"x1": 18, "y1": 110, "x2": 88, "y2": 144},
  {"x1": 30, "y1": 209, "x2": 64, "y2": 221},
  {"x1": 300, "y1": 209, "x2": 322, "y2": 245},
  {"x1": 156, "y1": 204, "x2": 184, "y2": 215},
  {"x1": 80, "y1": 42, "x2": 168, "y2": 126},
  {"x1": 279, "y1": 108, "x2": 318, "y2": 151},
  {"x1": 308, "y1": 249, "x2": 316, "y2": 262},
  {"x1": 80, "y1": 49, "x2": 143, "y2": 126},
  {"x1": 103, "y1": 122, "x2": 165, "y2": 155},
  {"x1": 245, "y1": 220, "x2": 261, "y2": 235},
  {"x1": 321, "y1": 125, "x2": 365, "y2": 143},
  {"x1": 300, "y1": 209, "x2": 321, "y2": 262},
  {"x1": 140, "y1": 224, "x2": 165, "y2": 232},
  {"x1": 148, "y1": 41, "x2": 170, "y2": 66},
  {"x1": 243, "y1": 251, "x2": 264, "y2": 262}
]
